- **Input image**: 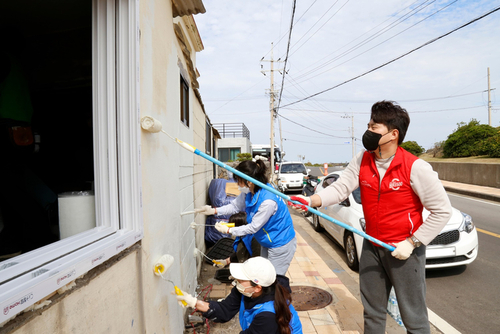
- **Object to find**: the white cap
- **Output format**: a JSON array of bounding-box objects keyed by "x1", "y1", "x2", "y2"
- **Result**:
[{"x1": 229, "y1": 257, "x2": 276, "y2": 287}]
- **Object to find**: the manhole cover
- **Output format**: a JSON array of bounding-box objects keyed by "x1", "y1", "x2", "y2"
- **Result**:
[{"x1": 290, "y1": 286, "x2": 333, "y2": 311}]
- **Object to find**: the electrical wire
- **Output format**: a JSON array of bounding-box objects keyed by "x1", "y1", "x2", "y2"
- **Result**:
[
  {"x1": 298, "y1": 89, "x2": 494, "y2": 103},
  {"x1": 284, "y1": 138, "x2": 350, "y2": 145},
  {"x1": 286, "y1": 0, "x2": 351, "y2": 59},
  {"x1": 275, "y1": 0, "x2": 297, "y2": 118},
  {"x1": 278, "y1": 113, "x2": 351, "y2": 139},
  {"x1": 280, "y1": 5, "x2": 500, "y2": 109},
  {"x1": 281, "y1": 105, "x2": 486, "y2": 114},
  {"x1": 293, "y1": 0, "x2": 427, "y2": 78},
  {"x1": 261, "y1": 0, "x2": 320, "y2": 59},
  {"x1": 294, "y1": 0, "x2": 457, "y2": 83}
]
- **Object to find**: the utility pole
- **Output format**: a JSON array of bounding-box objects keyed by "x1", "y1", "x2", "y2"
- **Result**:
[
  {"x1": 342, "y1": 113, "x2": 356, "y2": 158},
  {"x1": 488, "y1": 67, "x2": 492, "y2": 126},
  {"x1": 261, "y1": 43, "x2": 283, "y2": 170},
  {"x1": 350, "y1": 113, "x2": 355, "y2": 158}
]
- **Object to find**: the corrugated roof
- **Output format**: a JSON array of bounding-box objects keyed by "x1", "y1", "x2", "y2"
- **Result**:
[{"x1": 171, "y1": 0, "x2": 206, "y2": 18}]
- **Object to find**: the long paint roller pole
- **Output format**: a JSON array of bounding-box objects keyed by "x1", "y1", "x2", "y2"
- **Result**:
[{"x1": 175, "y1": 138, "x2": 395, "y2": 252}]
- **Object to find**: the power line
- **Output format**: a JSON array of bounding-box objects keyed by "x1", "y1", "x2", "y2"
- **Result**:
[
  {"x1": 280, "y1": 5, "x2": 500, "y2": 109},
  {"x1": 293, "y1": 0, "x2": 429, "y2": 78},
  {"x1": 261, "y1": 0, "x2": 320, "y2": 60},
  {"x1": 281, "y1": 105, "x2": 486, "y2": 114},
  {"x1": 276, "y1": 0, "x2": 297, "y2": 113},
  {"x1": 278, "y1": 113, "x2": 351, "y2": 139},
  {"x1": 294, "y1": 0, "x2": 457, "y2": 83},
  {"x1": 283, "y1": 89, "x2": 493, "y2": 104},
  {"x1": 283, "y1": 138, "x2": 349, "y2": 145}
]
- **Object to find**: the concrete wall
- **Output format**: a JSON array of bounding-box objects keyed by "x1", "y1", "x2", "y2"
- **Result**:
[
  {"x1": 429, "y1": 162, "x2": 500, "y2": 189},
  {"x1": 12, "y1": 247, "x2": 145, "y2": 334}
]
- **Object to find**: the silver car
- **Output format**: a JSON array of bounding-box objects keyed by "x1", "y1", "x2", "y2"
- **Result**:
[{"x1": 311, "y1": 171, "x2": 479, "y2": 271}]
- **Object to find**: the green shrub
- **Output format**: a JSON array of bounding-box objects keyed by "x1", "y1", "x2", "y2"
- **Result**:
[
  {"x1": 443, "y1": 120, "x2": 497, "y2": 157},
  {"x1": 400, "y1": 141, "x2": 424, "y2": 156},
  {"x1": 236, "y1": 153, "x2": 252, "y2": 161},
  {"x1": 483, "y1": 131, "x2": 500, "y2": 158}
]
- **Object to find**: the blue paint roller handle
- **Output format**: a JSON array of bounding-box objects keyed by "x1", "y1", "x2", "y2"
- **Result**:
[{"x1": 193, "y1": 149, "x2": 395, "y2": 252}]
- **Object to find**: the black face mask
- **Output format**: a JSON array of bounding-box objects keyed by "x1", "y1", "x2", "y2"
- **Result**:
[{"x1": 362, "y1": 130, "x2": 387, "y2": 151}]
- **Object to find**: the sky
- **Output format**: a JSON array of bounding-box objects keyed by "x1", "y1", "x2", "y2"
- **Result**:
[{"x1": 194, "y1": 0, "x2": 500, "y2": 164}]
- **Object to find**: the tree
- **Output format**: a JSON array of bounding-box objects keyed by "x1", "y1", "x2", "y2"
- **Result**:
[
  {"x1": 482, "y1": 130, "x2": 500, "y2": 158},
  {"x1": 236, "y1": 153, "x2": 252, "y2": 161},
  {"x1": 400, "y1": 141, "x2": 424, "y2": 156},
  {"x1": 443, "y1": 119, "x2": 497, "y2": 157}
]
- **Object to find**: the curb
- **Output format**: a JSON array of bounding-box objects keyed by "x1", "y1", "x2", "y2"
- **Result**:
[{"x1": 443, "y1": 187, "x2": 500, "y2": 203}]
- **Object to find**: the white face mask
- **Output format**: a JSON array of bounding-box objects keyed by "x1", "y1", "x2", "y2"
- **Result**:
[
  {"x1": 234, "y1": 281, "x2": 254, "y2": 297},
  {"x1": 238, "y1": 186, "x2": 250, "y2": 194}
]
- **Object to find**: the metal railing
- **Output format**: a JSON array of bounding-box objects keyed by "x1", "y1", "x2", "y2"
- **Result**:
[{"x1": 212, "y1": 123, "x2": 250, "y2": 139}]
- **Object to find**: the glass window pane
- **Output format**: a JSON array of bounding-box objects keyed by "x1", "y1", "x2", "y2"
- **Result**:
[{"x1": 0, "y1": 1, "x2": 94, "y2": 258}]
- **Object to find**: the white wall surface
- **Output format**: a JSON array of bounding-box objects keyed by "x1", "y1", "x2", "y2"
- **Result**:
[{"x1": 218, "y1": 137, "x2": 252, "y2": 153}]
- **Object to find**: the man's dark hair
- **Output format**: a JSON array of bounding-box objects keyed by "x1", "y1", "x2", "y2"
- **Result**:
[{"x1": 371, "y1": 100, "x2": 410, "y2": 144}]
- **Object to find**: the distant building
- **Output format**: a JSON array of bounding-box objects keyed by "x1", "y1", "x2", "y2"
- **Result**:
[{"x1": 213, "y1": 123, "x2": 251, "y2": 161}]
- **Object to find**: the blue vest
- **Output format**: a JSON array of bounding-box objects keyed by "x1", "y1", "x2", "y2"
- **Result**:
[
  {"x1": 233, "y1": 234, "x2": 254, "y2": 256},
  {"x1": 244, "y1": 185, "x2": 295, "y2": 248},
  {"x1": 239, "y1": 298, "x2": 303, "y2": 333}
]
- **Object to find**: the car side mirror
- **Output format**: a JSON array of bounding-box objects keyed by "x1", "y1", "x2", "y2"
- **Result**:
[{"x1": 339, "y1": 198, "x2": 350, "y2": 207}]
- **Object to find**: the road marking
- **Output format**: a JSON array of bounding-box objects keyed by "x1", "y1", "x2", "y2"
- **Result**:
[
  {"x1": 428, "y1": 308, "x2": 461, "y2": 334},
  {"x1": 476, "y1": 228, "x2": 500, "y2": 238}
]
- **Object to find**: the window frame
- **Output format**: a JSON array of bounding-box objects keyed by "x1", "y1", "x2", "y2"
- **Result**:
[
  {"x1": 180, "y1": 75, "x2": 190, "y2": 127},
  {"x1": 0, "y1": 0, "x2": 142, "y2": 323}
]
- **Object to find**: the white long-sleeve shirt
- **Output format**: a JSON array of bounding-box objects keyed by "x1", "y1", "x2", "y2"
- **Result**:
[
  {"x1": 216, "y1": 193, "x2": 278, "y2": 237},
  {"x1": 317, "y1": 151, "x2": 452, "y2": 245}
]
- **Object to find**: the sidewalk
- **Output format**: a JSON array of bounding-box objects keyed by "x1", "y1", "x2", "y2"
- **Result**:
[
  {"x1": 287, "y1": 231, "x2": 365, "y2": 333},
  {"x1": 192, "y1": 223, "x2": 404, "y2": 334},
  {"x1": 441, "y1": 180, "x2": 500, "y2": 202}
]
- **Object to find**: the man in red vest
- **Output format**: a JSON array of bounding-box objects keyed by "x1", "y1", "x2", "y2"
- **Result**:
[{"x1": 290, "y1": 101, "x2": 452, "y2": 333}]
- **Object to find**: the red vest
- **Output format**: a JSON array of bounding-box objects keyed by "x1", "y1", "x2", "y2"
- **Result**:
[{"x1": 359, "y1": 147, "x2": 423, "y2": 246}]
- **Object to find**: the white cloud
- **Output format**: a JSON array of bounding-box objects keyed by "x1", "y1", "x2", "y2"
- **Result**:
[{"x1": 195, "y1": 0, "x2": 500, "y2": 162}]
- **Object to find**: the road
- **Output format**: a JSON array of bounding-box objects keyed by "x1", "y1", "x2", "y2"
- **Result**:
[
  {"x1": 425, "y1": 194, "x2": 500, "y2": 334},
  {"x1": 298, "y1": 168, "x2": 500, "y2": 333}
]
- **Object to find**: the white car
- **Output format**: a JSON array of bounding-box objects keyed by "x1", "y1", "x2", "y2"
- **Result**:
[
  {"x1": 310, "y1": 171, "x2": 479, "y2": 271},
  {"x1": 276, "y1": 161, "x2": 310, "y2": 193}
]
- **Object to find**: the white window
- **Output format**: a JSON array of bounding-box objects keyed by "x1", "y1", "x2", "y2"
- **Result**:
[{"x1": 0, "y1": 0, "x2": 142, "y2": 324}]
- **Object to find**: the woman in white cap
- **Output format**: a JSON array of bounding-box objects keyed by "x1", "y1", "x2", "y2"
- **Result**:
[{"x1": 175, "y1": 256, "x2": 302, "y2": 334}]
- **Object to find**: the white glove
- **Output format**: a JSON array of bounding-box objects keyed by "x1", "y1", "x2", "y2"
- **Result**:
[
  {"x1": 214, "y1": 222, "x2": 231, "y2": 234},
  {"x1": 172, "y1": 289, "x2": 198, "y2": 308},
  {"x1": 213, "y1": 258, "x2": 228, "y2": 268},
  {"x1": 391, "y1": 239, "x2": 415, "y2": 260},
  {"x1": 195, "y1": 205, "x2": 216, "y2": 215}
]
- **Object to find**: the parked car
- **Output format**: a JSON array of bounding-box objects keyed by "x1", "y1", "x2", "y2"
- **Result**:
[
  {"x1": 310, "y1": 171, "x2": 479, "y2": 271},
  {"x1": 276, "y1": 161, "x2": 310, "y2": 193}
]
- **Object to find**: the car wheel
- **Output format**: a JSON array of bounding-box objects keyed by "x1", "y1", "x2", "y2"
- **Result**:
[
  {"x1": 344, "y1": 232, "x2": 359, "y2": 271},
  {"x1": 311, "y1": 214, "x2": 324, "y2": 232}
]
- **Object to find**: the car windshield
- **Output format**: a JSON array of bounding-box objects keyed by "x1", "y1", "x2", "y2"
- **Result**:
[{"x1": 281, "y1": 163, "x2": 307, "y2": 174}]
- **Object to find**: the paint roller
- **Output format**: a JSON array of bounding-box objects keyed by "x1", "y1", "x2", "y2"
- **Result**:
[
  {"x1": 190, "y1": 222, "x2": 235, "y2": 229},
  {"x1": 194, "y1": 248, "x2": 224, "y2": 267},
  {"x1": 140, "y1": 116, "x2": 395, "y2": 252},
  {"x1": 153, "y1": 254, "x2": 187, "y2": 306}
]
